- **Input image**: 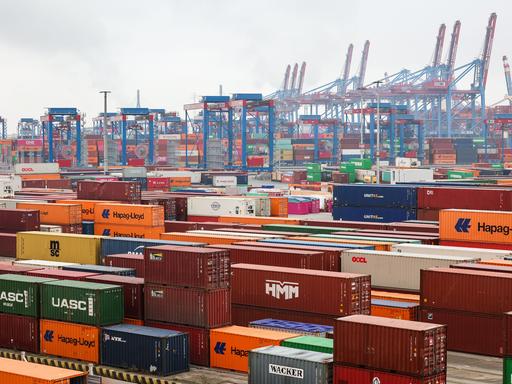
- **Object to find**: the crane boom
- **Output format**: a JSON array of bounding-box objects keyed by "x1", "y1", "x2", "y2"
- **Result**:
[
  {"x1": 297, "y1": 62, "x2": 307, "y2": 95},
  {"x1": 357, "y1": 40, "x2": 370, "y2": 89},
  {"x1": 433, "y1": 24, "x2": 446, "y2": 67},
  {"x1": 446, "y1": 20, "x2": 461, "y2": 79},
  {"x1": 504, "y1": 56, "x2": 512, "y2": 96},
  {"x1": 474, "y1": 12, "x2": 497, "y2": 88},
  {"x1": 283, "y1": 64, "x2": 291, "y2": 91},
  {"x1": 290, "y1": 63, "x2": 299, "y2": 93},
  {"x1": 342, "y1": 44, "x2": 354, "y2": 82}
]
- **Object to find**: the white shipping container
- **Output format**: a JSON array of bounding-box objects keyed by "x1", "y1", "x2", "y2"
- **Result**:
[
  {"x1": 341, "y1": 249, "x2": 478, "y2": 291},
  {"x1": 212, "y1": 175, "x2": 237, "y2": 187},
  {"x1": 155, "y1": 171, "x2": 201, "y2": 184},
  {"x1": 14, "y1": 163, "x2": 60, "y2": 175},
  {"x1": 391, "y1": 243, "x2": 511, "y2": 260},
  {"x1": 13, "y1": 260, "x2": 79, "y2": 269},
  {"x1": 0, "y1": 198, "x2": 49, "y2": 209},
  {"x1": 122, "y1": 167, "x2": 147, "y2": 178},
  {"x1": 384, "y1": 168, "x2": 434, "y2": 184},
  {"x1": 40, "y1": 225, "x2": 63, "y2": 233},
  {"x1": 187, "y1": 196, "x2": 257, "y2": 216},
  {"x1": 248, "y1": 197, "x2": 271, "y2": 216},
  {"x1": 395, "y1": 157, "x2": 421, "y2": 167}
]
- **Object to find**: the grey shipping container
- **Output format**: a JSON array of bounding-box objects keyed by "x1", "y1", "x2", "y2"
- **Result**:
[
  {"x1": 249, "y1": 345, "x2": 332, "y2": 384},
  {"x1": 0, "y1": 274, "x2": 56, "y2": 317},
  {"x1": 101, "y1": 324, "x2": 189, "y2": 376},
  {"x1": 100, "y1": 237, "x2": 205, "y2": 257}
]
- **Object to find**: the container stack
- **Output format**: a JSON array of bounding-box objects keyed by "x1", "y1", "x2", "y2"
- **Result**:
[
  {"x1": 144, "y1": 245, "x2": 231, "y2": 366},
  {"x1": 332, "y1": 184, "x2": 417, "y2": 222},
  {"x1": 0, "y1": 208, "x2": 40, "y2": 258},
  {"x1": 333, "y1": 315, "x2": 447, "y2": 383},
  {"x1": 16, "y1": 202, "x2": 82, "y2": 233},
  {"x1": 306, "y1": 163, "x2": 321, "y2": 182},
  {"x1": 231, "y1": 264, "x2": 371, "y2": 326}
]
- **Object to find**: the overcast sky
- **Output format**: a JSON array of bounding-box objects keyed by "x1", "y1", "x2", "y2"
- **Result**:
[{"x1": 0, "y1": 0, "x2": 510, "y2": 133}]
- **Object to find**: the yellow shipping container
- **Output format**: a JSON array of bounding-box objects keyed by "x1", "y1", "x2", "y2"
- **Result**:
[
  {"x1": 440, "y1": 209, "x2": 512, "y2": 245},
  {"x1": 16, "y1": 232, "x2": 102, "y2": 264}
]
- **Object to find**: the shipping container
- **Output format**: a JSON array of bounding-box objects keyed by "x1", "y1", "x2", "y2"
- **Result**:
[
  {"x1": 284, "y1": 236, "x2": 391, "y2": 251},
  {"x1": 14, "y1": 162, "x2": 59, "y2": 174},
  {"x1": 249, "y1": 318, "x2": 333, "y2": 337},
  {"x1": 391, "y1": 243, "x2": 512, "y2": 260},
  {"x1": 41, "y1": 280, "x2": 124, "y2": 326},
  {"x1": 0, "y1": 356, "x2": 88, "y2": 384},
  {"x1": 40, "y1": 319, "x2": 100, "y2": 363},
  {"x1": 504, "y1": 357, "x2": 512, "y2": 384},
  {"x1": 100, "y1": 237, "x2": 205, "y2": 258},
  {"x1": 420, "y1": 267, "x2": 512, "y2": 315},
  {"x1": 233, "y1": 304, "x2": 337, "y2": 327},
  {"x1": 85, "y1": 275, "x2": 144, "y2": 320},
  {"x1": 417, "y1": 186, "x2": 512, "y2": 210},
  {"x1": 13, "y1": 259, "x2": 79, "y2": 270},
  {"x1": 341, "y1": 250, "x2": 477, "y2": 291},
  {"x1": 207, "y1": 244, "x2": 332, "y2": 271},
  {"x1": 258, "y1": 238, "x2": 374, "y2": 250},
  {"x1": 333, "y1": 365, "x2": 447, "y2": 384},
  {"x1": 188, "y1": 229, "x2": 283, "y2": 239},
  {"x1": 101, "y1": 324, "x2": 189, "y2": 376},
  {"x1": 56, "y1": 199, "x2": 120, "y2": 221},
  {"x1": 144, "y1": 284, "x2": 231, "y2": 328},
  {"x1": 451, "y1": 262, "x2": 512, "y2": 274},
  {"x1": 161, "y1": 232, "x2": 258, "y2": 245},
  {"x1": 439, "y1": 239, "x2": 512, "y2": 250},
  {"x1": 333, "y1": 184, "x2": 417, "y2": 208},
  {"x1": 371, "y1": 299, "x2": 419, "y2": 320},
  {"x1": 145, "y1": 321, "x2": 210, "y2": 366},
  {"x1": 0, "y1": 261, "x2": 41, "y2": 275},
  {"x1": 333, "y1": 206, "x2": 417, "y2": 223},
  {"x1": 209, "y1": 326, "x2": 300, "y2": 373},
  {"x1": 505, "y1": 311, "x2": 512, "y2": 357},
  {"x1": 371, "y1": 290, "x2": 420, "y2": 303},
  {"x1": 260, "y1": 224, "x2": 354, "y2": 234},
  {"x1": 145, "y1": 246, "x2": 230, "y2": 288},
  {"x1": 232, "y1": 264, "x2": 371, "y2": 316},
  {"x1": 0, "y1": 233, "x2": 17, "y2": 258},
  {"x1": 95, "y1": 223, "x2": 164, "y2": 239},
  {"x1": 0, "y1": 313, "x2": 39, "y2": 352},
  {"x1": 0, "y1": 209, "x2": 40, "y2": 232},
  {"x1": 103, "y1": 253, "x2": 145, "y2": 277},
  {"x1": 0, "y1": 274, "x2": 56, "y2": 317},
  {"x1": 16, "y1": 203, "x2": 82, "y2": 225},
  {"x1": 61, "y1": 264, "x2": 136, "y2": 276},
  {"x1": 77, "y1": 180, "x2": 141, "y2": 202},
  {"x1": 26, "y1": 269, "x2": 100, "y2": 281},
  {"x1": 16, "y1": 232, "x2": 102, "y2": 264},
  {"x1": 420, "y1": 308, "x2": 504, "y2": 357},
  {"x1": 439, "y1": 209, "x2": 512, "y2": 244},
  {"x1": 313, "y1": 233, "x2": 421, "y2": 245},
  {"x1": 334, "y1": 315, "x2": 446, "y2": 376},
  {"x1": 281, "y1": 336, "x2": 333, "y2": 354},
  {"x1": 249, "y1": 345, "x2": 333, "y2": 383},
  {"x1": 188, "y1": 196, "x2": 257, "y2": 216},
  {"x1": 94, "y1": 203, "x2": 164, "y2": 227}
]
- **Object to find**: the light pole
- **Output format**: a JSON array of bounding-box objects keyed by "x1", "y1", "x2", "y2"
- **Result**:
[
  {"x1": 376, "y1": 92, "x2": 381, "y2": 184},
  {"x1": 99, "y1": 91, "x2": 111, "y2": 174},
  {"x1": 360, "y1": 96, "x2": 364, "y2": 159}
]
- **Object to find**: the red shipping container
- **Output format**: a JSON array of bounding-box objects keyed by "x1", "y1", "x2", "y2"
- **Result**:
[
  {"x1": 0, "y1": 313, "x2": 39, "y2": 353},
  {"x1": 128, "y1": 158, "x2": 145, "y2": 166},
  {"x1": 145, "y1": 246, "x2": 230, "y2": 289},
  {"x1": 86, "y1": 275, "x2": 144, "y2": 320},
  {"x1": 417, "y1": 209, "x2": 440, "y2": 221},
  {"x1": 421, "y1": 267, "x2": 512, "y2": 315},
  {"x1": 57, "y1": 159, "x2": 72, "y2": 168},
  {"x1": 333, "y1": 365, "x2": 447, "y2": 384},
  {"x1": 46, "y1": 179, "x2": 72, "y2": 189},
  {"x1": 232, "y1": 304, "x2": 336, "y2": 327},
  {"x1": 0, "y1": 209, "x2": 40, "y2": 233},
  {"x1": 145, "y1": 284, "x2": 231, "y2": 328},
  {"x1": 505, "y1": 311, "x2": 512, "y2": 356},
  {"x1": 417, "y1": 186, "x2": 512, "y2": 211},
  {"x1": 208, "y1": 244, "x2": 335, "y2": 271},
  {"x1": 387, "y1": 222, "x2": 439, "y2": 233},
  {"x1": 0, "y1": 262, "x2": 40, "y2": 275},
  {"x1": 146, "y1": 321, "x2": 210, "y2": 366},
  {"x1": 103, "y1": 253, "x2": 145, "y2": 278},
  {"x1": 0, "y1": 233, "x2": 17, "y2": 258},
  {"x1": 440, "y1": 240, "x2": 512, "y2": 250},
  {"x1": 334, "y1": 315, "x2": 447, "y2": 376},
  {"x1": 26, "y1": 269, "x2": 99, "y2": 281},
  {"x1": 231, "y1": 264, "x2": 371, "y2": 316},
  {"x1": 147, "y1": 177, "x2": 170, "y2": 191},
  {"x1": 235, "y1": 241, "x2": 343, "y2": 271},
  {"x1": 77, "y1": 180, "x2": 141, "y2": 202},
  {"x1": 420, "y1": 307, "x2": 504, "y2": 357},
  {"x1": 187, "y1": 215, "x2": 219, "y2": 223},
  {"x1": 164, "y1": 220, "x2": 198, "y2": 233},
  {"x1": 450, "y1": 262, "x2": 512, "y2": 274}
]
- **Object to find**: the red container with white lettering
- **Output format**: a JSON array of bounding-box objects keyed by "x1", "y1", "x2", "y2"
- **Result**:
[{"x1": 231, "y1": 263, "x2": 371, "y2": 317}]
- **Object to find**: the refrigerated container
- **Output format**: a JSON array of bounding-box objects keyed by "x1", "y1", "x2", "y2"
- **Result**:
[{"x1": 187, "y1": 196, "x2": 257, "y2": 216}]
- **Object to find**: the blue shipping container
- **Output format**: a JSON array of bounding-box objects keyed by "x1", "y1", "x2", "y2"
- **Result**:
[
  {"x1": 100, "y1": 237, "x2": 205, "y2": 257},
  {"x1": 333, "y1": 184, "x2": 417, "y2": 208},
  {"x1": 249, "y1": 319, "x2": 333, "y2": 336},
  {"x1": 101, "y1": 324, "x2": 189, "y2": 376},
  {"x1": 332, "y1": 206, "x2": 417, "y2": 223},
  {"x1": 258, "y1": 238, "x2": 374, "y2": 250},
  {"x1": 62, "y1": 264, "x2": 136, "y2": 276},
  {"x1": 82, "y1": 221, "x2": 94, "y2": 235}
]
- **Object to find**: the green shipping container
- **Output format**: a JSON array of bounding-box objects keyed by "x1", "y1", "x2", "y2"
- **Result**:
[
  {"x1": 349, "y1": 158, "x2": 372, "y2": 170},
  {"x1": 41, "y1": 280, "x2": 124, "y2": 326},
  {"x1": 504, "y1": 357, "x2": 512, "y2": 384},
  {"x1": 306, "y1": 172, "x2": 322, "y2": 182},
  {"x1": 447, "y1": 170, "x2": 473, "y2": 179},
  {"x1": 281, "y1": 336, "x2": 333, "y2": 354},
  {"x1": 0, "y1": 274, "x2": 56, "y2": 317},
  {"x1": 339, "y1": 162, "x2": 356, "y2": 173},
  {"x1": 306, "y1": 163, "x2": 322, "y2": 172}
]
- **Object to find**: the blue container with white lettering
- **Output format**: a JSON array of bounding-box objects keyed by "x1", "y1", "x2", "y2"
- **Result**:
[
  {"x1": 101, "y1": 324, "x2": 189, "y2": 376},
  {"x1": 100, "y1": 237, "x2": 205, "y2": 258},
  {"x1": 332, "y1": 206, "x2": 417, "y2": 223},
  {"x1": 333, "y1": 184, "x2": 417, "y2": 208}
]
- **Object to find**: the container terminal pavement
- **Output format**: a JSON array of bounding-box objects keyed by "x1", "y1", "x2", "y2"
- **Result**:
[{"x1": 0, "y1": 169, "x2": 512, "y2": 383}]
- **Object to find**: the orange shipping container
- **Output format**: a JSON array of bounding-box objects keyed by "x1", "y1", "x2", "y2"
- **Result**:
[
  {"x1": 290, "y1": 236, "x2": 392, "y2": 251},
  {"x1": 95, "y1": 203, "x2": 164, "y2": 227},
  {"x1": 371, "y1": 290, "x2": 420, "y2": 304},
  {"x1": 479, "y1": 259, "x2": 512, "y2": 267},
  {"x1": 217, "y1": 216, "x2": 299, "y2": 225},
  {"x1": 371, "y1": 302, "x2": 419, "y2": 321},
  {"x1": 95, "y1": 223, "x2": 164, "y2": 240},
  {"x1": 440, "y1": 209, "x2": 512, "y2": 245},
  {"x1": 270, "y1": 197, "x2": 288, "y2": 217},
  {"x1": 20, "y1": 173, "x2": 61, "y2": 180},
  {"x1": 56, "y1": 199, "x2": 120, "y2": 221},
  {"x1": 16, "y1": 202, "x2": 82, "y2": 225},
  {"x1": 123, "y1": 318, "x2": 144, "y2": 326},
  {"x1": 0, "y1": 357, "x2": 88, "y2": 383},
  {"x1": 160, "y1": 232, "x2": 258, "y2": 245},
  {"x1": 209, "y1": 326, "x2": 299, "y2": 373},
  {"x1": 40, "y1": 319, "x2": 100, "y2": 363}
]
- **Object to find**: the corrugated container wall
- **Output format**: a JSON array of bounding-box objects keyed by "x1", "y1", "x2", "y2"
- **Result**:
[
  {"x1": 333, "y1": 365, "x2": 447, "y2": 384},
  {"x1": 0, "y1": 209, "x2": 40, "y2": 232},
  {"x1": 100, "y1": 237, "x2": 204, "y2": 257},
  {"x1": 333, "y1": 184, "x2": 417, "y2": 208},
  {"x1": 0, "y1": 313, "x2": 39, "y2": 352},
  {"x1": 0, "y1": 274, "x2": 56, "y2": 317}
]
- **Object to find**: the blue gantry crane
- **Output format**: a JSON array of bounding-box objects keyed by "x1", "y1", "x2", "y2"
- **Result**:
[{"x1": 40, "y1": 108, "x2": 82, "y2": 164}]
